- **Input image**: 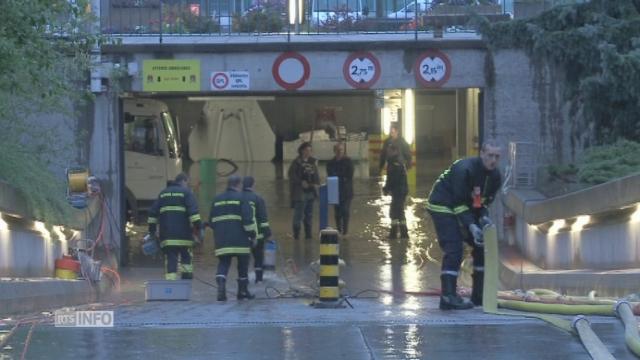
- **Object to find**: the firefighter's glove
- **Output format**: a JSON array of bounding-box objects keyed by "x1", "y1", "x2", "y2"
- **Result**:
[
  {"x1": 480, "y1": 216, "x2": 493, "y2": 229},
  {"x1": 194, "y1": 228, "x2": 204, "y2": 245},
  {"x1": 249, "y1": 237, "x2": 257, "y2": 248},
  {"x1": 144, "y1": 233, "x2": 157, "y2": 244},
  {"x1": 469, "y1": 224, "x2": 484, "y2": 246}
]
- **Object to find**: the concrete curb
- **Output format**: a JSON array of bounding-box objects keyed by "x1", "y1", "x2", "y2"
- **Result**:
[
  {"x1": 0, "y1": 278, "x2": 96, "y2": 316},
  {"x1": 506, "y1": 173, "x2": 640, "y2": 225},
  {"x1": 499, "y1": 246, "x2": 640, "y2": 298}
]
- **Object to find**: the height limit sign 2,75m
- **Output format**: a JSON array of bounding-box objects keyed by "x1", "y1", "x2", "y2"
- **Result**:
[{"x1": 343, "y1": 52, "x2": 381, "y2": 89}]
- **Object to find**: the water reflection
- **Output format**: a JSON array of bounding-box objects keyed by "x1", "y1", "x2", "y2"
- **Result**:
[{"x1": 403, "y1": 324, "x2": 424, "y2": 360}]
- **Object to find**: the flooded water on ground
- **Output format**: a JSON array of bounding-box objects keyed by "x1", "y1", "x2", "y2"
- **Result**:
[{"x1": 125, "y1": 159, "x2": 472, "y2": 298}]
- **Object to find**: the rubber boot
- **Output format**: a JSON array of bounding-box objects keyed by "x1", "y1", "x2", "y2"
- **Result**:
[
  {"x1": 293, "y1": 225, "x2": 301, "y2": 240},
  {"x1": 471, "y1": 272, "x2": 484, "y2": 306},
  {"x1": 181, "y1": 272, "x2": 193, "y2": 280},
  {"x1": 335, "y1": 215, "x2": 343, "y2": 234},
  {"x1": 399, "y1": 224, "x2": 409, "y2": 239},
  {"x1": 304, "y1": 224, "x2": 312, "y2": 240},
  {"x1": 237, "y1": 279, "x2": 255, "y2": 300},
  {"x1": 216, "y1": 276, "x2": 227, "y2": 302},
  {"x1": 439, "y1": 274, "x2": 473, "y2": 310},
  {"x1": 388, "y1": 224, "x2": 398, "y2": 239},
  {"x1": 255, "y1": 269, "x2": 263, "y2": 284}
]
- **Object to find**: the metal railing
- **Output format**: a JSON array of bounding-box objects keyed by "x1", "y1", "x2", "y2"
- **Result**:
[{"x1": 99, "y1": 0, "x2": 587, "y2": 37}]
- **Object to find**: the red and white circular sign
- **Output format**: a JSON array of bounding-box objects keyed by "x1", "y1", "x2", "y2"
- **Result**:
[
  {"x1": 211, "y1": 72, "x2": 229, "y2": 90},
  {"x1": 272, "y1": 52, "x2": 310, "y2": 90},
  {"x1": 414, "y1": 50, "x2": 452, "y2": 87},
  {"x1": 343, "y1": 52, "x2": 381, "y2": 89}
]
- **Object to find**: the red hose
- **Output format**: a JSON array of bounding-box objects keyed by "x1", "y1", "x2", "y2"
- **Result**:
[{"x1": 101, "y1": 266, "x2": 121, "y2": 291}]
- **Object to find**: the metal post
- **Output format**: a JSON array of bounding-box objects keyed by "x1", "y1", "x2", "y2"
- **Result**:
[
  {"x1": 319, "y1": 184, "x2": 328, "y2": 230},
  {"x1": 295, "y1": 0, "x2": 300, "y2": 34},
  {"x1": 159, "y1": 0, "x2": 164, "y2": 43},
  {"x1": 413, "y1": 0, "x2": 418, "y2": 40}
]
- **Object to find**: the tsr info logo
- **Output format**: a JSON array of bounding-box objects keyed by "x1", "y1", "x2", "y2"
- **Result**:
[{"x1": 55, "y1": 310, "x2": 114, "y2": 327}]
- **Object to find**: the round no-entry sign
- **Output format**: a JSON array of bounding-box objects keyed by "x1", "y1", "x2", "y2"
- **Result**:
[
  {"x1": 343, "y1": 52, "x2": 381, "y2": 89},
  {"x1": 414, "y1": 50, "x2": 452, "y2": 88},
  {"x1": 211, "y1": 72, "x2": 229, "y2": 90},
  {"x1": 272, "y1": 52, "x2": 310, "y2": 90}
]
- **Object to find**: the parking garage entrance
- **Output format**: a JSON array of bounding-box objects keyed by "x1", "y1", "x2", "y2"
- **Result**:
[{"x1": 122, "y1": 88, "x2": 482, "y2": 266}]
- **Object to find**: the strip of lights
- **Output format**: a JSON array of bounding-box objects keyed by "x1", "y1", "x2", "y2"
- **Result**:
[
  {"x1": 0, "y1": 213, "x2": 7, "y2": 231},
  {"x1": 547, "y1": 219, "x2": 566, "y2": 235},
  {"x1": 34, "y1": 221, "x2": 51, "y2": 239},
  {"x1": 53, "y1": 226, "x2": 66, "y2": 242},
  {"x1": 631, "y1": 204, "x2": 640, "y2": 223},
  {"x1": 571, "y1": 215, "x2": 591, "y2": 232}
]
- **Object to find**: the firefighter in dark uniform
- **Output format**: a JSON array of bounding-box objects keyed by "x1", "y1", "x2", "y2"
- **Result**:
[
  {"x1": 383, "y1": 144, "x2": 409, "y2": 239},
  {"x1": 242, "y1": 176, "x2": 272, "y2": 284},
  {"x1": 210, "y1": 175, "x2": 257, "y2": 301},
  {"x1": 427, "y1": 140, "x2": 502, "y2": 310},
  {"x1": 148, "y1": 173, "x2": 202, "y2": 280}
]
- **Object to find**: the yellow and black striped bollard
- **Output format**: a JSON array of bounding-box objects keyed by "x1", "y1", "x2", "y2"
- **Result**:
[{"x1": 317, "y1": 228, "x2": 341, "y2": 305}]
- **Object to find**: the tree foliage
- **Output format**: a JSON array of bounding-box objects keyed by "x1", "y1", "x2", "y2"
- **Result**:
[
  {"x1": 479, "y1": 0, "x2": 640, "y2": 144},
  {"x1": 0, "y1": 0, "x2": 97, "y2": 224}
]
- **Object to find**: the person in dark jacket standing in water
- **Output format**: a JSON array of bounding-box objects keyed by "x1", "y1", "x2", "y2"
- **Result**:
[
  {"x1": 148, "y1": 173, "x2": 202, "y2": 280},
  {"x1": 427, "y1": 139, "x2": 502, "y2": 310},
  {"x1": 326, "y1": 142, "x2": 354, "y2": 235},
  {"x1": 210, "y1": 176, "x2": 257, "y2": 301},
  {"x1": 242, "y1": 176, "x2": 271, "y2": 283},
  {"x1": 379, "y1": 123, "x2": 412, "y2": 172},
  {"x1": 383, "y1": 144, "x2": 409, "y2": 239},
  {"x1": 288, "y1": 142, "x2": 320, "y2": 240}
]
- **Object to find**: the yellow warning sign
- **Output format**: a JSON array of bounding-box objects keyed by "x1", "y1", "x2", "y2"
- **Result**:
[{"x1": 142, "y1": 60, "x2": 200, "y2": 92}]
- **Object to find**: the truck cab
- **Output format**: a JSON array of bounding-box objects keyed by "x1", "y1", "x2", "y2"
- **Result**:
[{"x1": 123, "y1": 98, "x2": 182, "y2": 223}]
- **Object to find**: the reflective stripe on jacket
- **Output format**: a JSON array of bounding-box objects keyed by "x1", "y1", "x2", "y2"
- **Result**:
[
  {"x1": 427, "y1": 157, "x2": 501, "y2": 227},
  {"x1": 243, "y1": 189, "x2": 272, "y2": 241},
  {"x1": 210, "y1": 188, "x2": 256, "y2": 256},
  {"x1": 148, "y1": 185, "x2": 201, "y2": 248}
]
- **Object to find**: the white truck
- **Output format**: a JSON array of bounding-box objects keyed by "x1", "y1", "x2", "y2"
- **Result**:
[{"x1": 123, "y1": 98, "x2": 182, "y2": 223}]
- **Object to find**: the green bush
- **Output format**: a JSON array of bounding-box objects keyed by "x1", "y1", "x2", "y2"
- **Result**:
[
  {"x1": 236, "y1": 5, "x2": 285, "y2": 33},
  {"x1": 182, "y1": 11, "x2": 220, "y2": 33},
  {"x1": 0, "y1": 139, "x2": 72, "y2": 225},
  {"x1": 577, "y1": 140, "x2": 640, "y2": 184}
]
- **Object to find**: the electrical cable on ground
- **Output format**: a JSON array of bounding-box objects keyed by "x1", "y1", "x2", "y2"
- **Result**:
[
  {"x1": 0, "y1": 320, "x2": 22, "y2": 351},
  {"x1": 19, "y1": 320, "x2": 38, "y2": 360}
]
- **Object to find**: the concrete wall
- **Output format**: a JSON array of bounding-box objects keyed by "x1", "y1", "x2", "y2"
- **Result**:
[
  {"x1": 488, "y1": 49, "x2": 583, "y2": 166},
  {"x1": 89, "y1": 94, "x2": 123, "y2": 266},
  {"x1": 505, "y1": 174, "x2": 640, "y2": 270},
  {"x1": 0, "y1": 225, "x2": 65, "y2": 277},
  {"x1": 514, "y1": 218, "x2": 640, "y2": 270},
  {"x1": 0, "y1": 182, "x2": 66, "y2": 277},
  {"x1": 127, "y1": 48, "x2": 487, "y2": 92}
]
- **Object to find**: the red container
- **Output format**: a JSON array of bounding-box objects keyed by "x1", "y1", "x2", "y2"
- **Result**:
[{"x1": 55, "y1": 255, "x2": 80, "y2": 273}]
